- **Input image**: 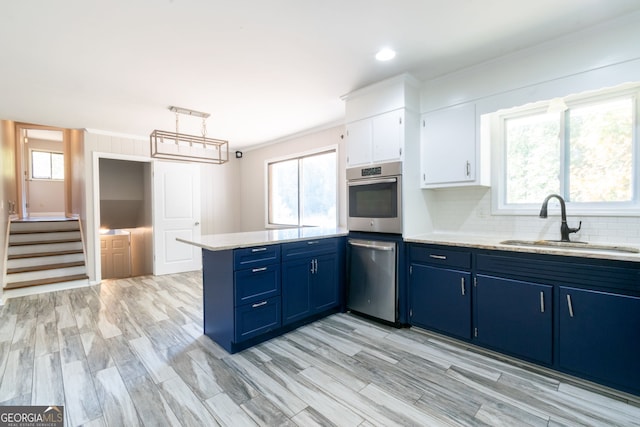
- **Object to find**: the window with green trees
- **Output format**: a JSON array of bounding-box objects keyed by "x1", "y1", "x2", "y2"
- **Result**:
[
  {"x1": 498, "y1": 85, "x2": 638, "y2": 212},
  {"x1": 268, "y1": 149, "x2": 336, "y2": 227}
]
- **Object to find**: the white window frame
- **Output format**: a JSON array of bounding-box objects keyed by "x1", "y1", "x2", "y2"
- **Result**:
[
  {"x1": 491, "y1": 84, "x2": 640, "y2": 216},
  {"x1": 30, "y1": 149, "x2": 64, "y2": 181},
  {"x1": 265, "y1": 145, "x2": 338, "y2": 228}
]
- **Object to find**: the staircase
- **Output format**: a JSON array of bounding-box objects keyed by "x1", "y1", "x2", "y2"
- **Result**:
[{"x1": 5, "y1": 218, "x2": 88, "y2": 290}]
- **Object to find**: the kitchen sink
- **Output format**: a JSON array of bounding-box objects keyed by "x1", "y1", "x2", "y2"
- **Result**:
[{"x1": 499, "y1": 239, "x2": 640, "y2": 254}]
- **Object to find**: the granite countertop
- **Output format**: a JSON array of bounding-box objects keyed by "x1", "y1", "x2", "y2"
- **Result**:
[
  {"x1": 404, "y1": 232, "x2": 640, "y2": 263},
  {"x1": 177, "y1": 227, "x2": 349, "y2": 251}
]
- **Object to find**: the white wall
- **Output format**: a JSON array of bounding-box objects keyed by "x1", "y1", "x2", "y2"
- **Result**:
[
  {"x1": 239, "y1": 125, "x2": 346, "y2": 231},
  {"x1": 416, "y1": 12, "x2": 640, "y2": 244}
]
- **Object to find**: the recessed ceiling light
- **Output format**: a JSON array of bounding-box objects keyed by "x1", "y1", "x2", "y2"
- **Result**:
[{"x1": 375, "y1": 48, "x2": 396, "y2": 61}]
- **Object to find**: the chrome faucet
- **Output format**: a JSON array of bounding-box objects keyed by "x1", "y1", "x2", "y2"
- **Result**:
[{"x1": 539, "y1": 194, "x2": 581, "y2": 242}]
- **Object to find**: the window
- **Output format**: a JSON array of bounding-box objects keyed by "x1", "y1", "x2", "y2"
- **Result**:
[
  {"x1": 268, "y1": 149, "x2": 336, "y2": 227},
  {"x1": 31, "y1": 150, "x2": 64, "y2": 180},
  {"x1": 494, "y1": 85, "x2": 639, "y2": 214}
]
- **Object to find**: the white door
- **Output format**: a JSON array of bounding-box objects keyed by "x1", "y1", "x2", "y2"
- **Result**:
[{"x1": 153, "y1": 161, "x2": 202, "y2": 275}]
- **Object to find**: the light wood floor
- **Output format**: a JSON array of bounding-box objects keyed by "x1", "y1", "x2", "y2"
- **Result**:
[{"x1": 1, "y1": 272, "x2": 639, "y2": 427}]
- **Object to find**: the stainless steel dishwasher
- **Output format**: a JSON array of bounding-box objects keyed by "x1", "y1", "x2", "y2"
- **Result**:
[{"x1": 347, "y1": 238, "x2": 397, "y2": 323}]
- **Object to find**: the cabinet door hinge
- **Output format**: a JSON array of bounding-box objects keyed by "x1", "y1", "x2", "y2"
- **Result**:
[
  {"x1": 409, "y1": 308, "x2": 413, "y2": 317},
  {"x1": 422, "y1": 119, "x2": 426, "y2": 127},
  {"x1": 474, "y1": 327, "x2": 478, "y2": 337},
  {"x1": 409, "y1": 265, "x2": 412, "y2": 275},
  {"x1": 399, "y1": 117, "x2": 402, "y2": 125},
  {"x1": 399, "y1": 147, "x2": 402, "y2": 156},
  {"x1": 474, "y1": 277, "x2": 477, "y2": 287}
]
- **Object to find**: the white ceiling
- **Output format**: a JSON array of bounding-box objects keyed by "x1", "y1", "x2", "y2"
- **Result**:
[{"x1": 1, "y1": 0, "x2": 639, "y2": 149}]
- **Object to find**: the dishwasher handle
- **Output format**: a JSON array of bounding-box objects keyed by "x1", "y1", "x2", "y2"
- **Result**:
[{"x1": 348, "y1": 239, "x2": 395, "y2": 252}]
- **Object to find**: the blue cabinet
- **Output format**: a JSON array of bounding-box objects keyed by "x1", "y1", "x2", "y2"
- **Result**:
[
  {"x1": 203, "y1": 237, "x2": 344, "y2": 354},
  {"x1": 203, "y1": 244, "x2": 282, "y2": 353},
  {"x1": 282, "y1": 239, "x2": 340, "y2": 326},
  {"x1": 409, "y1": 245, "x2": 471, "y2": 339},
  {"x1": 234, "y1": 264, "x2": 280, "y2": 305},
  {"x1": 558, "y1": 286, "x2": 640, "y2": 395},
  {"x1": 475, "y1": 275, "x2": 553, "y2": 365},
  {"x1": 235, "y1": 296, "x2": 281, "y2": 342},
  {"x1": 408, "y1": 243, "x2": 640, "y2": 396},
  {"x1": 410, "y1": 264, "x2": 471, "y2": 339}
]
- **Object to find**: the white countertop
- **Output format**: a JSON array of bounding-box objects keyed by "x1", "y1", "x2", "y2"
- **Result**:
[
  {"x1": 179, "y1": 227, "x2": 640, "y2": 262},
  {"x1": 405, "y1": 232, "x2": 640, "y2": 263},
  {"x1": 177, "y1": 227, "x2": 349, "y2": 251}
]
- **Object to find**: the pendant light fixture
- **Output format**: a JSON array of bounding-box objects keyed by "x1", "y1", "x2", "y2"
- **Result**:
[{"x1": 150, "y1": 106, "x2": 229, "y2": 164}]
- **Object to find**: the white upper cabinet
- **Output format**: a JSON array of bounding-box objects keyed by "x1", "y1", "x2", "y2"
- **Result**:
[
  {"x1": 420, "y1": 102, "x2": 489, "y2": 188},
  {"x1": 343, "y1": 74, "x2": 420, "y2": 167},
  {"x1": 346, "y1": 109, "x2": 404, "y2": 167},
  {"x1": 372, "y1": 110, "x2": 404, "y2": 163},
  {"x1": 345, "y1": 117, "x2": 373, "y2": 166}
]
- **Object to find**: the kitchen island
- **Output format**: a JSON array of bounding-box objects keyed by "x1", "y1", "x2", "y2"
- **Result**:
[{"x1": 178, "y1": 227, "x2": 348, "y2": 353}]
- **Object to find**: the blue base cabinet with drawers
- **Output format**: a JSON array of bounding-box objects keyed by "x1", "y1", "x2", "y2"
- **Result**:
[
  {"x1": 203, "y1": 237, "x2": 344, "y2": 354},
  {"x1": 408, "y1": 242, "x2": 640, "y2": 397}
]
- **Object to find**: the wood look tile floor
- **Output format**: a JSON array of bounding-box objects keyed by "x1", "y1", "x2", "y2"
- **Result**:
[{"x1": 1, "y1": 272, "x2": 639, "y2": 427}]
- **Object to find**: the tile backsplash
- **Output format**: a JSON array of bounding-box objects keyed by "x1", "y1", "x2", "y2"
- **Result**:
[{"x1": 429, "y1": 187, "x2": 640, "y2": 245}]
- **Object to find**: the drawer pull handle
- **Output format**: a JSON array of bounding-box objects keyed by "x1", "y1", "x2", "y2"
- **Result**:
[
  {"x1": 540, "y1": 291, "x2": 545, "y2": 313},
  {"x1": 307, "y1": 241, "x2": 319, "y2": 245},
  {"x1": 567, "y1": 294, "x2": 574, "y2": 318},
  {"x1": 460, "y1": 277, "x2": 465, "y2": 296},
  {"x1": 252, "y1": 267, "x2": 267, "y2": 273},
  {"x1": 429, "y1": 254, "x2": 447, "y2": 260},
  {"x1": 251, "y1": 247, "x2": 267, "y2": 252},
  {"x1": 252, "y1": 301, "x2": 268, "y2": 308}
]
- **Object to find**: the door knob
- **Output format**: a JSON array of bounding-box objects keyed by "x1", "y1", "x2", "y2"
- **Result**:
[{"x1": 194, "y1": 221, "x2": 200, "y2": 226}]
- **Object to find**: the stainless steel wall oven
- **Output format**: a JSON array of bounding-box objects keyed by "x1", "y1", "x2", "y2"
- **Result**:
[{"x1": 347, "y1": 161, "x2": 402, "y2": 234}]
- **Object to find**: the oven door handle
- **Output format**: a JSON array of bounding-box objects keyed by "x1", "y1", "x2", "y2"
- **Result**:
[
  {"x1": 348, "y1": 177, "x2": 397, "y2": 186},
  {"x1": 348, "y1": 240, "x2": 396, "y2": 251}
]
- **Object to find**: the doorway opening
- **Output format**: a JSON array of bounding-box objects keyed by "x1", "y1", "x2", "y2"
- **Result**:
[
  {"x1": 97, "y1": 157, "x2": 153, "y2": 280},
  {"x1": 15, "y1": 125, "x2": 67, "y2": 219}
]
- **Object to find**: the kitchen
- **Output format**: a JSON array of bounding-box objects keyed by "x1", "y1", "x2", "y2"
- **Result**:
[{"x1": 1, "y1": 2, "x2": 640, "y2": 426}]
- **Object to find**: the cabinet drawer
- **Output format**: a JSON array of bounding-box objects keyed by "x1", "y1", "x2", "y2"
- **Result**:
[
  {"x1": 235, "y1": 296, "x2": 281, "y2": 342},
  {"x1": 409, "y1": 245, "x2": 471, "y2": 269},
  {"x1": 234, "y1": 265, "x2": 280, "y2": 305},
  {"x1": 282, "y1": 238, "x2": 338, "y2": 260},
  {"x1": 234, "y1": 245, "x2": 280, "y2": 269}
]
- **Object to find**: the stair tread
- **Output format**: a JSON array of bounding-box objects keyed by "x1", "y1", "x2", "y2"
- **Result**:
[
  {"x1": 12, "y1": 218, "x2": 78, "y2": 223},
  {"x1": 11, "y1": 228, "x2": 80, "y2": 235},
  {"x1": 9, "y1": 238, "x2": 82, "y2": 246},
  {"x1": 8, "y1": 250, "x2": 84, "y2": 260},
  {"x1": 4, "y1": 274, "x2": 89, "y2": 290},
  {"x1": 7, "y1": 261, "x2": 86, "y2": 274}
]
